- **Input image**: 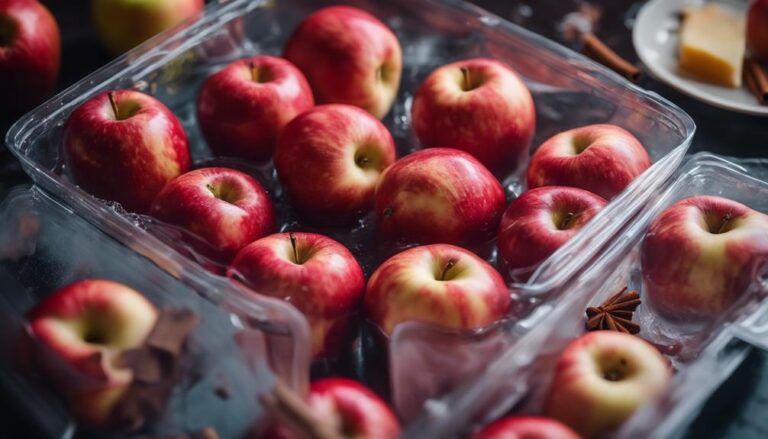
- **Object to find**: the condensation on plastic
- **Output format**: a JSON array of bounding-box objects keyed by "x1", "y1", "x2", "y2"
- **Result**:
[
  {"x1": 405, "y1": 153, "x2": 768, "y2": 438},
  {"x1": 4, "y1": 0, "x2": 694, "y2": 426},
  {"x1": 0, "y1": 186, "x2": 311, "y2": 437}
]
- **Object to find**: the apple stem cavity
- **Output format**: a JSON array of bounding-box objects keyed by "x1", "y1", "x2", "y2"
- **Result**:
[
  {"x1": 559, "y1": 212, "x2": 577, "y2": 230},
  {"x1": 383, "y1": 207, "x2": 394, "y2": 218},
  {"x1": 716, "y1": 212, "x2": 733, "y2": 234},
  {"x1": 108, "y1": 92, "x2": 121, "y2": 120},
  {"x1": 440, "y1": 259, "x2": 457, "y2": 281}
]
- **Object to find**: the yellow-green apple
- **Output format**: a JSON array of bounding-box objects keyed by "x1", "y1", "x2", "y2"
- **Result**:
[
  {"x1": 471, "y1": 416, "x2": 580, "y2": 439},
  {"x1": 63, "y1": 90, "x2": 191, "y2": 213},
  {"x1": 748, "y1": 0, "x2": 768, "y2": 62},
  {"x1": 0, "y1": 0, "x2": 60, "y2": 113},
  {"x1": 374, "y1": 148, "x2": 506, "y2": 246},
  {"x1": 498, "y1": 186, "x2": 606, "y2": 275},
  {"x1": 150, "y1": 167, "x2": 275, "y2": 260},
  {"x1": 196, "y1": 55, "x2": 314, "y2": 161},
  {"x1": 641, "y1": 196, "x2": 768, "y2": 319},
  {"x1": 266, "y1": 378, "x2": 400, "y2": 439},
  {"x1": 274, "y1": 104, "x2": 396, "y2": 225},
  {"x1": 364, "y1": 244, "x2": 510, "y2": 336},
  {"x1": 284, "y1": 6, "x2": 402, "y2": 119},
  {"x1": 26, "y1": 279, "x2": 158, "y2": 426},
  {"x1": 527, "y1": 124, "x2": 650, "y2": 200},
  {"x1": 411, "y1": 58, "x2": 536, "y2": 176},
  {"x1": 228, "y1": 232, "x2": 364, "y2": 358},
  {"x1": 544, "y1": 331, "x2": 671, "y2": 437},
  {"x1": 91, "y1": 0, "x2": 204, "y2": 55}
]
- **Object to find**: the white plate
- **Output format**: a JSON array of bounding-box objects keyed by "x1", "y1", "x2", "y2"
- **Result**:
[{"x1": 633, "y1": 0, "x2": 768, "y2": 116}]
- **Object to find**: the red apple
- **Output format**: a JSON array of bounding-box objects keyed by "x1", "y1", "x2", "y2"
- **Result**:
[
  {"x1": 411, "y1": 58, "x2": 536, "y2": 176},
  {"x1": 92, "y1": 0, "x2": 204, "y2": 55},
  {"x1": 0, "y1": 0, "x2": 60, "y2": 113},
  {"x1": 284, "y1": 6, "x2": 402, "y2": 119},
  {"x1": 641, "y1": 196, "x2": 768, "y2": 319},
  {"x1": 27, "y1": 279, "x2": 158, "y2": 426},
  {"x1": 228, "y1": 232, "x2": 364, "y2": 358},
  {"x1": 498, "y1": 186, "x2": 606, "y2": 275},
  {"x1": 471, "y1": 416, "x2": 580, "y2": 439},
  {"x1": 748, "y1": 0, "x2": 768, "y2": 62},
  {"x1": 63, "y1": 90, "x2": 191, "y2": 213},
  {"x1": 374, "y1": 148, "x2": 506, "y2": 246},
  {"x1": 365, "y1": 244, "x2": 511, "y2": 336},
  {"x1": 266, "y1": 378, "x2": 400, "y2": 439},
  {"x1": 150, "y1": 167, "x2": 275, "y2": 259},
  {"x1": 197, "y1": 55, "x2": 314, "y2": 161},
  {"x1": 544, "y1": 331, "x2": 671, "y2": 437},
  {"x1": 274, "y1": 104, "x2": 396, "y2": 225},
  {"x1": 527, "y1": 124, "x2": 650, "y2": 200}
]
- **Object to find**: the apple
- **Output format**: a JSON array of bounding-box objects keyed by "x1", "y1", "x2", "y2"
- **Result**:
[
  {"x1": 26, "y1": 279, "x2": 158, "y2": 426},
  {"x1": 544, "y1": 331, "x2": 671, "y2": 437},
  {"x1": 374, "y1": 148, "x2": 506, "y2": 246},
  {"x1": 197, "y1": 55, "x2": 314, "y2": 161},
  {"x1": 641, "y1": 196, "x2": 768, "y2": 319},
  {"x1": 748, "y1": 0, "x2": 768, "y2": 62},
  {"x1": 498, "y1": 186, "x2": 606, "y2": 275},
  {"x1": 411, "y1": 57, "x2": 536, "y2": 176},
  {"x1": 228, "y1": 232, "x2": 364, "y2": 358},
  {"x1": 471, "y1": 416, "x2": 580, "y2": 439},
  {"x1": 91, "y1": 0, "x2": 204, "y2": 55},
  {"x1": 527, "y1": 124, "x2": 651, "y2": 200},
  {"x1": 364, "y1": 244, "x2": 511, "y2": 336},
  {"x1": 150, "y1": 167, "x2": 275, "y2": 259},
  {"x1": 284, "y1": 5, "x2": 402, "y2": 119},
  {"x1": 266, "y1": 378, "x2": 400, "y2": 439},
  {"x1": 63, "y1": 90, "x2": 191, "y2": 213},
  {"x1": 274, "y1": 104, "x2": 396, "y2": 225},
  {"x1": 0, "y1": 0, "x2": 60, "y2": 113}
]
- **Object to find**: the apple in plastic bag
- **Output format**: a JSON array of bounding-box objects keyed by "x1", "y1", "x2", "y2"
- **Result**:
[
  {"x1": 91, "y1": 0, "x2": 204, "y2": 55},
  {"x1": 411, "y1": 58, "x2": 536, "y2": 176},
  {"x1": 197, "y1": 55, "x2": 314, "y2": 161},
  {"x1": 150, "y1": 167, "x2": 275, "y2": 259},
  {"x1": 228, "y1": 232, "x2": 364, "y2": 358},
  {"x1": 471, "y1": 416, "x2": 580, "y2": 439},
  {"x1": 544, "y1": 331, "x2": 671, "y2": 437},
  {"x1": 365, "y1": 244, "x2": 510, "y2": 336},
  {"x1": 498, "y1": 186, "x2": 606, "y2": 276},
  {"x1": 641, "y1": 196, "x2": 768, "y2": 319},
  {"x1": 374, "y1": 148, "x2": 506, "y2": 246},
  {"x1": 274, "y1": 104, "x2": 396, "y2": 225},
  {"x1": 26, "y1": 279, "x2": 158, "y2": 426},
  {"x1": 266, "y1": 378, "x2": 400, "y2": 439},
  {"x1": 284, "y1": 6, "x2": 402, "y2": 119},
  {"x1": 527, "y1": 124, "x2": 650, "y2": 200},
  {"x1": 63, "y1": 90, "x2": 191, "y2": 213},
  {"x1": 0, "y1": 0, "x2": 60, "y2": 113},
  {"x1": 748, "y1": 0, "x2": 768, "y2": 62}
]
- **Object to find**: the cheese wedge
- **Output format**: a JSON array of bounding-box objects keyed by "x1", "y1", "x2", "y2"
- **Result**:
[{"x1": 679, "y1": 5, "x2": 746, "y2": 88}]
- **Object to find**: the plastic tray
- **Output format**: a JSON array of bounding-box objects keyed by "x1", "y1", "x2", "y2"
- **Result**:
[
  {"x1": 406, "y1": 153, "x2": 768, "y2": 438},
  {"x1": 4, "y1": 0, "x2": 695, "y2": 427},
  {"x1": 0, "y1": 186, "x2": 310, "y2": 437}
]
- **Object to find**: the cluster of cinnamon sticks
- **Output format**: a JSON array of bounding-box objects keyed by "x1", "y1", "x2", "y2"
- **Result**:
[{"x1": 744, "y1": 58, "x2": 768, "y2": 105}]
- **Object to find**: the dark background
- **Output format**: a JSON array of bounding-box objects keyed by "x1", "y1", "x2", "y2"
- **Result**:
[{"x1": 1, "y1": 0, "x2": 767, "y2": 437}]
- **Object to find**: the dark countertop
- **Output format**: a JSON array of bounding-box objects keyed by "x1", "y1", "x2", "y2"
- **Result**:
[{"x1": 1, "y1": 0, "x2": 767, "y2": 437}]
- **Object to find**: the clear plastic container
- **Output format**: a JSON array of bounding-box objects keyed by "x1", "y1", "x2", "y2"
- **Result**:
[
  {"x1": 405, "y1": 153, "x2": 768, "y2": 438},
  {"x1": 0, "y1": 186, "x2": 310, "y2": 437},
  {"x1": 4, "y1": 0, "x2": 695, "y2": 425}
]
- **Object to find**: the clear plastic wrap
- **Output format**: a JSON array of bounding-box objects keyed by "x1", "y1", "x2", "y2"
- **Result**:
[{"x1": 4, "y1": 0, "x2": 695, "y2": 428}]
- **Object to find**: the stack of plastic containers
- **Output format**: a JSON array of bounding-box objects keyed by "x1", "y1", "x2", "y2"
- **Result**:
[{"x1": 11, "y1": 0, "x2": 767, "y2": 437}]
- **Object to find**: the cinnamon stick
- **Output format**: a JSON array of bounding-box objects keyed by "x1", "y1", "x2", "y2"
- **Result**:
[
  {"x1": 744, "y1": 58, "x2": 768, "y2": 105},
  {"x1": 260, "y1": 380, "x2": 342, "y2": 439},
  {"x1": 582, "y1": 32, "x2": 641, "y2": 83}
]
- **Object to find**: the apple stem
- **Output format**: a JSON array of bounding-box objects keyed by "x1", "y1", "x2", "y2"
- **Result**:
[
  {"x1": 560, "y1": 212, "x2": 577, "y2": 230},
  {"x1": 108, "y1": 91, "x2": 120, "y2": 120},
  {"x1": 249, "y1": 61, "x2": 258, "y2": 82},
  {"x1": 355, "y1": 155, "x2": 370, "y2": 166},
  {"x1": 440, "y1": 259, "x2": 456, "y2": 281},
  {"x1": 717, "y1": 213, "x2": 733, "y2": 234},
  {"x1": 461, "y1": 67, "x2": 471, "y2": 91},
  {"x1": 289, "y1": 233, "x2": 300, "y2": 264}
]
